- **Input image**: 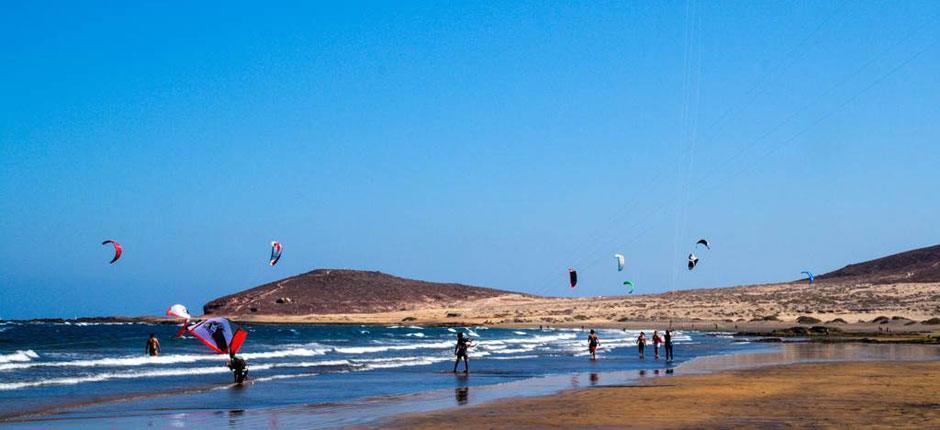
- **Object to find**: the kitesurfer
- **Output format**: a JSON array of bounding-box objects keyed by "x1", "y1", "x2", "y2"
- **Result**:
[
  {"x1": 637, "y1": 332, "x2": 647, "y2": 359},
  {"x1": 146, "y1": 333, "x2": 161, "y2": 356},
  {"x1": 587, "y1": 329, "x2": 600, "y2": 360},
  {"x1": 453, "y1": 332, "x2": 471, "y2": 373},
  {"x1": 664, "y1": 330, "x2": 674, "y2": 361},
  {"x1": 227, "y1": 352, "x2": 249, "y2": 384}
]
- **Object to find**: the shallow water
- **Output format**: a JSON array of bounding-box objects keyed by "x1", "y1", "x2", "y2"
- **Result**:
[{"x1": 0, "y1": 322, "x2": 764, "y2": 428}]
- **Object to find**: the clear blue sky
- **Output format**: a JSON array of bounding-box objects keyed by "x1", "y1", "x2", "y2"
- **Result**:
[{"x1": 2, "y1": 1, "x2": 938, "y2": 319}]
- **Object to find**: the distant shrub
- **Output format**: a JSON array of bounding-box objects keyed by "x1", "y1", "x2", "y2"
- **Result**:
[
  {"x1": 796, "y1": 316, "x2": 822, "y2": 324},
  {"x1": 922, "y1": 318, "x2": 940, "y2": 325},
  {"x1": 573, "y1": 315, "x2": 589, "y2": 321},
  {"x1": 826, "y1": 318, "x2": 848, "y2": 324},
  {"x1": 401, "y1": 316, "x2": 417, "y2": 322},
  {"x1": 872, "y1": 316, "x2": 891, "y2": 323}
]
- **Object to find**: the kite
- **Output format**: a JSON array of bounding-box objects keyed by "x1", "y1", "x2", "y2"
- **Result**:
[
  {"x1": 166, "y1": 304, "x2": 191, "y2": 320},
  {"x1": 569, "y1": 268, "x2": 578, "y2": 288},
  {"x1": 623, "y1": 280, "x2": 635, "y2": 294},
  {"x1": 101, "y1": 240, "x2": 122, "y2": 264},
  {"x1": 696, "y1": 239, "x2": 710, "y2": 250},
  {"x1": 614, "y1": 254, "x2": 625, "y2": 272},
  {"x1": 269, "y1": 241, "x2": 282, "y2": 266},
  {"x1": 801, "y1": 271, "x2": 815, "y2": 285},
  {"x1": 186, "y1": 317, "x2": 247, "y2": 355},
  {"x1": 688, "y1": 254, "x2": 699, "y2": 270}
]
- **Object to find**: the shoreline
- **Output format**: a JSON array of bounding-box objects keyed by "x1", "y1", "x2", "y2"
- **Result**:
[
  {"x1": 6, "y1": 317, "x2": 938, "y2": 345},
  {"x1": 380, "y1": 358, "x2": 940, "y2": 429},
  {"x1": 5, "y1": 340, "x2": 938, "y2": 428}
]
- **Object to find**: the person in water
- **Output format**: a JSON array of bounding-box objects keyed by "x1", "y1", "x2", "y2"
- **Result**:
[
  {"x1": 453, "y1": 332, "x2": 472, "y2": 373},
  {"x1": 652, "y1": 330, "x2": 662, "y2": 359},
  {"x1": 664, "y1": 329, "x2": 674, "y2": 361},
  {"x1": 145, "y1": 333, "x2": 161, "y2": 356},
  {"x1": 227, "y1": 352, "x2": 248, "y2": 384},
  {"x1": 587, "y1": 329, "x2": 600, "y2": 360},
  {"x1": 637, "y1": 332, "x2": 646, "y2": 358}
]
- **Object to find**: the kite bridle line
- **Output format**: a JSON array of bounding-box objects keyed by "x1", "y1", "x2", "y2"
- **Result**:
[{"x1": 525, "y1": 10, "x2": 937, "y2": 299}]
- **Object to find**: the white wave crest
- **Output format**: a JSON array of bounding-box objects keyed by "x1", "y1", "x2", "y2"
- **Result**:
[
  {"x1": 0, "y1": 347, "x2": 328, "y2": 372},
  {"x1": 332, "y1": 340, "x2": 452, "y2": 355},
  {"x1": 0, "y1": 350, "x2": 38, "y2": 364},
  {"x1": 0, "y1": 364, "x2": 272, "y2": 391}
]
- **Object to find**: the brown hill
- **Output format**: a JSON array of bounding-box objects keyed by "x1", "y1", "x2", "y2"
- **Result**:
[
  {"x1": 816, "y1": 244, "x2": 940, "y2": 284},
  {"x1": 203, "y1": 269, "x2": 526, "y2": 316}
]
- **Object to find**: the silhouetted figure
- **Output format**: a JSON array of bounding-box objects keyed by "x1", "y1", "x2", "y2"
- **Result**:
[
  {"x1": 453, "y1": 332, "x2": 471, "y2": 373},
  {"x1": 227, "y1": 353, "x2": 248, "y2": 384},
  {"x1": 587, "y1": 329, "x2": 600, "y2": 360},
  {"x1": 664, "y1": 330, "x2": 674, "y2": 361},
  {"x1": 637, "y1": 332, "x2": 647, "y2": 358}
]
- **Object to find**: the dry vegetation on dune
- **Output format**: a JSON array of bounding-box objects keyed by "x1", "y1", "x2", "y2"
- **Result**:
[
  {"x1": 208, "y1": 245, "x2": 940, "y2": 327},
  {"x1": 232, "y1": 281, "x2": 940, "y2": 328}
]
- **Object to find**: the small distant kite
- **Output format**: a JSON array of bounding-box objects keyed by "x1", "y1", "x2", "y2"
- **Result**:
[
  {"x1": 614, "y1": 254, "x2": 625, "y2": 272},
  {"x1": 688, "y1": 254, "x2": 699, "y2": 270},
  {"x1": 101, "y1": 240, "x2": 122, "y2": 264},
  {"x1": 623, "y1": 280, "x2": 635, "y2": 294},
  {"x1": 696, "y1": 239, "x2": 710, "y2": 250},
  {"x1": 269, "y1": 241, "x2": 282, "y2": 266},
  {"x1": 568, "y1": 268, "x2": 578, "y2": 288},
  {"x1": 801, "y1": 271, "x2": 815, "y2": 285}
]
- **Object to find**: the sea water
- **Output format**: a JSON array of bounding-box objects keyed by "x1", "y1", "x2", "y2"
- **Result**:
[{"x1": 0, "y1": 322, "x2": 767, "y2": 428}]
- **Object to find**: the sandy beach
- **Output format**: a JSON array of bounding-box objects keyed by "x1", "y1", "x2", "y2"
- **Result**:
[{"x1": 384, "y1": 360, "x2": 940, "y2": 429}]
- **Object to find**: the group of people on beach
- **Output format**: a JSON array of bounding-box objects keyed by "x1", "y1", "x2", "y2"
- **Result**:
[
  {"x1": 452, "y1": 328, "x2": 676, "y2": 374},
  {"x1": 588, "y1": 329, "x2": 674, "y2": 361}
]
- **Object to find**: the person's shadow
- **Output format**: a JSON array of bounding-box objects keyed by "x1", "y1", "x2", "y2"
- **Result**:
[{"x1": 455, "y1": 387, "x2": 469, "y2": 405}]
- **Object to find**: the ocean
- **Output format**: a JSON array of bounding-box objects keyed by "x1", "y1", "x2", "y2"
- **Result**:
[{"x1": 0, "y1": 321, "x2": 767, "y2": 428}]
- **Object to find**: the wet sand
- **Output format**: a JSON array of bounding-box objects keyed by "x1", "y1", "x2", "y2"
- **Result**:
[{"x1": 385, "y1": 360, "x2": 940, "y2": 429}]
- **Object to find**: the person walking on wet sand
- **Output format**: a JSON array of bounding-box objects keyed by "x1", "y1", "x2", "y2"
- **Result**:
[
  {"x1": 587, "y1": 329, "x2": 600, "y2": 360},
  {"x1": 637, "y1": 332, "x2": 647, "y2": 358},
  {"x1": 145, "y1": 333, "x2": 160, "y2": 356},
  {"x1": 453, "y1": 332, "x2": 471, "y2": 373},
  {"x1": 664, "y1": 330, "x2": 674, "y2": 361},
  {"x1": 653, "y1": 330, "x2": 663, "y2": 359}
]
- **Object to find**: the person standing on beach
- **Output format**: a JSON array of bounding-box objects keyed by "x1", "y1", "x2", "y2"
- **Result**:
[
  {"x1": 453, "y1": 332, "x2": 471, "y2": 373},
  {"x1": 637, "y1": 332, "x2": 646, "y2": 358},
  {"x1": 587, "y1": 329, "x2": 600, "y2": 360},
  {"x1": 145, "y1": 333, "x2": 160, "y2": 356},
  {"x1": 652, "y1": 330, "x2": 662, "y2": 359},
  {"x1": 664, "y1": 330, "x2": 674, "y2": 361}
]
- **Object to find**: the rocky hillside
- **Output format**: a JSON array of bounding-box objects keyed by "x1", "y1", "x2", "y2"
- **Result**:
[
  {"x1": 817, "y1": 244, "x2": 940, "y2": 284},
  {"x1": 204, "y1": 269, "x2": 526, "y2": 316}
]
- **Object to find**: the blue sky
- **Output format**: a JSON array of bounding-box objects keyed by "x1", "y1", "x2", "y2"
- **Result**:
[{"x1": 1, "y1": 1, "x2": 938, "y2": 319}]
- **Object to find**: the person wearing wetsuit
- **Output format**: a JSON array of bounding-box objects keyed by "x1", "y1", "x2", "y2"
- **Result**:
[
  {"x1": 146, "y1": 333, "x2": 160, "y2": 357},
  {"x1": 227, "y1": 353, "x2": 248, "y2": 384},
  {"x1": 664, "y1": 330, "x2": 674, "y2": 361},
  {"x1": 453, "y1": 332, "x2": 470, "y2": 373},
  {"x1": 587, "y1": 329, "x2": 600, "y2": 360},
  {"x1": 637, "y1": 332, "x2": 646, "y2": 359}
]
